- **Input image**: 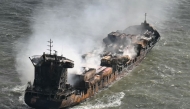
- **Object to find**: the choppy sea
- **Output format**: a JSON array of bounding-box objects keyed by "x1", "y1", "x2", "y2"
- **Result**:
[{"x1": 0, "y1": 0, "x2": 190, "y2": 109}]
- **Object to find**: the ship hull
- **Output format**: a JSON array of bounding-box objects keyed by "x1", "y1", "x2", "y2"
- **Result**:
[
  {"x1": 24, "y1": 93, "x2": 62, "y2": 109},
  {"x1": 24, "y1": 21, "x2": 161, "y2": 109},
  {"x1": 24, "y1": 37, "x2": 159, "y2": 109}
]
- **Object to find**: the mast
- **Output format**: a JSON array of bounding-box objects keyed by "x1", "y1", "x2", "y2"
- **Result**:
[
  {"x1": 47, "y1": 39, "x2": 53, "y2": 55},
  {"x1": 144, "y1": 13, "x2": 147, "y2": 23}
]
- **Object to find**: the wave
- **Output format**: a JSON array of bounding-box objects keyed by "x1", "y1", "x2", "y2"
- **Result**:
[{"x1": 71, "y1": 92, "x2": 125, "y2": 109}]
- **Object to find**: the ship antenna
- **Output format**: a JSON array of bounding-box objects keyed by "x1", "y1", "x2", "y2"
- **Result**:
[
  {"x1": 61, "y1": 45, "x2": 63, "y2": 56},
  {"x1": 144, "y1": 13, "x2": 147, "y2": 23},
  {"x1": 47, "y1": 39, "x2": 53, "y2": 55}
]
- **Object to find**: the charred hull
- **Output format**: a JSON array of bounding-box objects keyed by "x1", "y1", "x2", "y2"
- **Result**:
[
  {"x1": 24, "y1": 20, "x2": 160, "y2": 109},
  {"x1": 24, "y1": 44, "x2": 157, "y2": 109},
  {"x1": 24, "y1": 93, "x2": 61, "y2": 109}
]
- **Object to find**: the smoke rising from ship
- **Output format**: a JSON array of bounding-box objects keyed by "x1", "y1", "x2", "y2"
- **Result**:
[
  {"x1": 15, "y1": 0, "x2": 169, "y2": 84},
  {"x1": 123, "y1": 45, "x2": 137, "y2": 60}
]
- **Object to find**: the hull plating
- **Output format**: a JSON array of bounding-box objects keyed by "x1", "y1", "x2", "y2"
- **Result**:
[{"x1": 24, "y1": 40, "x2": 158, "y2": 109}]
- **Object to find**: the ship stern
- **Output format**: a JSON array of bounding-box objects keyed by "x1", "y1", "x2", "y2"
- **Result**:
[{"x1": 24, "y1": 92, "x2": 62, "y2": 109}]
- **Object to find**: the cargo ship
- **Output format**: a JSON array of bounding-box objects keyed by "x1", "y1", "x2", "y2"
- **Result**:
[{"x1": 24, "y1": 14, "x2": 160, "y2": 109}]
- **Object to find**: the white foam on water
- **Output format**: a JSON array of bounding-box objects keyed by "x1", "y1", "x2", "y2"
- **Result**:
[
  {"x1": 11, "y1": 85, "x2": 26, "y2": 104},
  {"x1": 71, "y1": 92, "x2": 125, "y2": 109},
  {"x1": 11, "y1": 85, "x2": 26, "y2": 92}
]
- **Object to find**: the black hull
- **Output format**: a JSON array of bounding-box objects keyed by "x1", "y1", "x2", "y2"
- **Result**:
[{"x1": 24, "y1": 94, "x2": 62, "y2": 109}]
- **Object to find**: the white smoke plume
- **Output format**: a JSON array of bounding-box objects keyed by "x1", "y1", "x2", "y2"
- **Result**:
[
  {"x1": 15, "y1": 0, "x2": 172, "y2": 84},
  {"x1": 123, "y1": 45, "x2": 137, "y2": 60}
]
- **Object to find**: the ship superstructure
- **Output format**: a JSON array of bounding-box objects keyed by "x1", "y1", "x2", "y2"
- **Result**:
[{"x1": 25, "y1": 39, "x2": 75, "y2": 109}]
